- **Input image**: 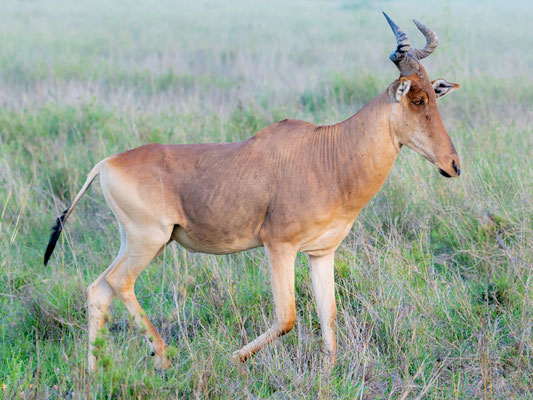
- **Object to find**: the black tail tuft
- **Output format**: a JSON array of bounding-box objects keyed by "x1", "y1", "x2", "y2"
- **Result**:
[{"x1": 44, "y1": 207, "x2": 69, "y2": 265}]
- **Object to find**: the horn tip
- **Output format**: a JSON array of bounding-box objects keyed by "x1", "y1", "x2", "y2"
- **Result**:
[{"x1": 412, "y1": 18, "x2": 432, "y2": 32}]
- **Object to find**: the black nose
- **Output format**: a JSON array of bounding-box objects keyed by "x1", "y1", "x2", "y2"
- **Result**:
[{"x1": 452, "y1": 160, "x2": 461, "y2": 176}]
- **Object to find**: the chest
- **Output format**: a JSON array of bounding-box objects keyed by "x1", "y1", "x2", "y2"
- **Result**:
[{"x1": 299, "y1": 216, "x2": 356, "y2": 256}]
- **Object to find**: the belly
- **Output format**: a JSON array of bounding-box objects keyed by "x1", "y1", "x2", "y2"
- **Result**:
[{"x1": 171, "y1": 225, "x2": 262, "y2": 255}]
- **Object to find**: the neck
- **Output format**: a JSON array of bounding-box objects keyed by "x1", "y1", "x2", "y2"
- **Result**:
[
  {"x1": 339, "y1": 91, "x2": 401, "y2": 154},
  {"x1": 321, "y1": 90, "x2": 401, "y2": 214}
]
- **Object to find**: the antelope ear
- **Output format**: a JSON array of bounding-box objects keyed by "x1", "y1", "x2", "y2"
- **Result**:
[
  {"x1": 432, "y1": 79, "x2": 460, "y2": 99},
  {"x1": 392, "y1": 78, "x2": 411, "y2": 102}
]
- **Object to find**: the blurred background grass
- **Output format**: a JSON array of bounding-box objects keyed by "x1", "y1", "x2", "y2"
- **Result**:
[{"x1": 0, "y1": 0, "x2": 531, "y2": 398}]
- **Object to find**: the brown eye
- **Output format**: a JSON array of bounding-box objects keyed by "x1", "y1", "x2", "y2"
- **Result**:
[{"x1": 412, "y1": 99, "x2": 425, "y2": 106}]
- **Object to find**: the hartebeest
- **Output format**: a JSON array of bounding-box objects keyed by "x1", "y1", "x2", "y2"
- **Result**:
[{"x1": 45, "y1": 13, "x2": 461, "y2": 371}]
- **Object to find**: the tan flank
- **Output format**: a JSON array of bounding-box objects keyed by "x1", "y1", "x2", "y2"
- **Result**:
[{"x1": 44, "y1": 13, "x2": 461, "y2": 372}]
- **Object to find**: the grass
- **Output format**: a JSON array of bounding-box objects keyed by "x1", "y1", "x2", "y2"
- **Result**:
[{"x1": 0, "y1": 0, "x2": 532, "y2": 398}]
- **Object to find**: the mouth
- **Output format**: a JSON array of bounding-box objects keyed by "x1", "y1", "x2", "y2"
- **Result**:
[
  {"x1": 438, "y1": 168, "x2": 452, "y2": 178},
  {"x1": 438, "y1": 160, "x2": 461, "y2": 178}
]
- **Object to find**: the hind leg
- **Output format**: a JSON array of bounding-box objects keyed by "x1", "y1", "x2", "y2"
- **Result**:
[
  {"x1": 106, "y1": 228, "x2": 172, "y2": 369},
  {"x1": 87, "y1": 223, "x2": 127, "y2": 372}
]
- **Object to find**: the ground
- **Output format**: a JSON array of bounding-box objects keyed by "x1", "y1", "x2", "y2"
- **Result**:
[{"x1": 0, "y1": 0, "x2": 531, "y2": 398}]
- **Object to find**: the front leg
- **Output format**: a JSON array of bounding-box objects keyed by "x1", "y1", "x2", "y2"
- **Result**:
[
  {"x1": 309, "y1": 252, "x2": 337, "y2": 364},
  {"x1": 233, "y1": 243, "x2": 297, "y2": 362}
]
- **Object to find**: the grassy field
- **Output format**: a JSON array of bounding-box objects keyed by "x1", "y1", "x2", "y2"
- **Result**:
[{"x1": 0, "y1": 0, "x2": 532, "y2": 398}]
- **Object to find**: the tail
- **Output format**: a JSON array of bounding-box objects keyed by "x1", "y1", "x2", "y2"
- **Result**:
[{"x1": 44, "y1": 160, "x2": 106, "y2": 265}]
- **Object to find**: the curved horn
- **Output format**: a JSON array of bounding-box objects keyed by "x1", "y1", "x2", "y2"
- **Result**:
[
  {"x1": 410, "y1": 19, "x2": 438, "y2": 60},
  {"x1": 382, "y1": 12, "x2": 419, "y2": 76},
  {"x1": 382, "y1": 11, "x2": 410, "y2": 62}
]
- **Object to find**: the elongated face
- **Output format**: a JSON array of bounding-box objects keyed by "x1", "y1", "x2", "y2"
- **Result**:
[
  {"x1": 390, "y1": 65, "x2": 461, "y2": 178},
  {"x1": 382, "y1": 13, "x2": 461, "y2": 178}
]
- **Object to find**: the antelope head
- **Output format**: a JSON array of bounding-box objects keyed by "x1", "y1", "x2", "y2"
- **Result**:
[{"x1": 383, "y1": 12, "x2": 461, "y2": 178}]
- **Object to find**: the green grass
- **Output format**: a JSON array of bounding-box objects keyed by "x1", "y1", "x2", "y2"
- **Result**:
[{"x1": 1, "y1": 0, "x2": 532, "y2": 398}]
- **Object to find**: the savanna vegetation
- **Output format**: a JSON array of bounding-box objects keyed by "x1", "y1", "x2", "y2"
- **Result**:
[{"x1": 0, "y1": 0, "x2": 531, "y2": 398}]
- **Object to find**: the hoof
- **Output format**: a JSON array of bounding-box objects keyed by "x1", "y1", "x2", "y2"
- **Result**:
[
  {"x1": 232, "y1": 350, "x2": 250, "y2": 376},
  {"x1": 322, "y1": 350, "x2": 337, "y2": 368},
  {"x1": 232, "y1": 350, "x2": 249, "y2": 364},
  {"x1": 232, "y1": 350, "x2": 243, "y2": 364},
  {"x1": 88, "y1": 356, "x2": 97, "y2": 373},
  {"x1": 154, "y1": 354, "x2": 170, "y2": 370}
]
